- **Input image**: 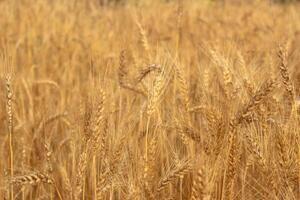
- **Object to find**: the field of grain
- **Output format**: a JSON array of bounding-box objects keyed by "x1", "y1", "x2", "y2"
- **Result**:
[{"x1": 0, "y1": 0, "x2": 300, "y2": 199}]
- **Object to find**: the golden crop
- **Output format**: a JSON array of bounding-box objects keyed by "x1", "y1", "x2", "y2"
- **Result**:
[{"x1": 0, "y1": 0, "x2": 300, "y2": 199}]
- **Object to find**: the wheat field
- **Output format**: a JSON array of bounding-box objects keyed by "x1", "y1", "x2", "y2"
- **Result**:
[{"x1": 0, "y1": 0, "x2": 300, "y2": 199}]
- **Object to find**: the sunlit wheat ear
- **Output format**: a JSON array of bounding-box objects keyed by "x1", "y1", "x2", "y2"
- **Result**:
[
  {"x1": 174, "y1": 119, "x2": 189, "y2": 146},
  {"x1": 82, "y1": 98, "x2": 93, "y2": 143},
  {"x1": 5, "y1": 75, "x2": 13, "y2": 134},
  {"x1": 144, "y1": 136, "x2": 157, "y2": 183},
  {"x1": 175, "y1": 62, "x2": 190, "y2": 111},
  {"x1": 203, "y1": 68, "x2": 210, "y2": 91},
  {"x1": 176, "y1": 123, "x2": 201, "y2": 143},
  {"x1": 118, "y1": 50, "x2": 146, "y2": 96},
  {"x1": 244, "y1": 132, "x2": 266, "y2": 168},
  {"x1": 5, "y1": 71, "x2": 14, "y2": 200},
  {"x1": 236, "y1": 50, "x2": 246, "y2": 72},
  {"x1": 90, "y1": 88, "x2": 106, "y2": 155},
  {"x1": 96, "y1": 136, "x2": 126, "y2": 199},
  {"x1": 75, "y1": 151, "x2": 88, "y2": 200},
  {"x1": 156, "y1": 158, "x2": 192, "y2": 193},
  {"x1": 147, "y1": 60, "x2": 173, "y2": 116},
  {"x1": 58, "y1": 166, "x2": 72, "y2": 195},
  {"x1": 207, "y1": 46, "x2": 233, "y2": 98},
  {"x1": 134, "y1": 13, "x2": 151, "y2": 63},
  {"x1": 142, "y1": 136, "x2": 158, "y2": 200},
  {"x1": 278, "y1": 44, "x2": 294, "y2": 100},
  {"x1": 243, "y1": 79, "x2": 255, "y2": 96},
  {"x1": 276, "y1": 133, "x2": 289, "y2": 169},
  {"x1": 225, "y1": 134, "x2": 238, "y2": 200},
  {"x1": 10, "y1": 172, "x2": 54, "y2": 186},
  {"x1": 237, "y1": 79, "x2": 276, "y2": 124},
  {"x1": 237, "y1": 50, "x2": 254, "y2": 94},
  {"x1": 44, "y1": 142, "x2": 53, "y2": 175},
  {"x1": 110, "y1": 136, "x2": 126, "y2": 173},
  {"x1": 191, "y1": 167, "x2": 205, "y2": 200},
  {"x1": 96, "y1": 170, "x2": 110, "y2": 200},
  {"x1": 119, "y1": 50, "x2": 128, "y2": 83}
]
